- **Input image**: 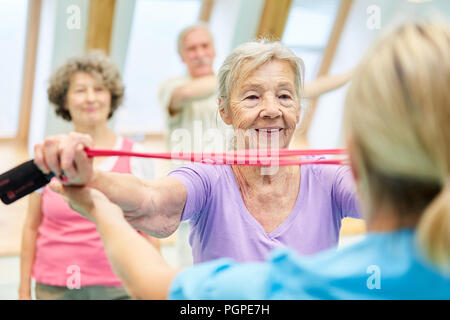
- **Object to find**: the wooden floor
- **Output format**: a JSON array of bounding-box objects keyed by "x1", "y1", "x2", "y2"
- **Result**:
[{"x1": 0, "y1": 136, "x2": 365, "y2": 256}]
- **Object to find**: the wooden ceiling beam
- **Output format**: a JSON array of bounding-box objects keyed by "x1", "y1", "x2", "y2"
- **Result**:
[
  {"x1": 257, "y1": 0, "x2": 293, "y2": 40},
  {"x1": 85, "y1": 0, "x2": 116, "y2": 54},
  {"x1": 199, "y1": 0, "x2": 215, "y2": 22}
]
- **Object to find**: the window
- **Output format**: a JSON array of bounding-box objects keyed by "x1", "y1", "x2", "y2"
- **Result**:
[
  {"x1": 0, "y1": 0, "x2": 29, "y2": 138},
  {"x1": 114, "y1": 0, "x2": 202, "y2": 135},
  {"x1": 282, "y1": 0, "x2": 341, "y2": 82}
]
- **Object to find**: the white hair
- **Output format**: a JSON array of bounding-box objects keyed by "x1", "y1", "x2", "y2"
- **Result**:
[
  {"x1": 177, "y1": 22, "x2": 214, "y2": 55},
  {"x1": 217, "y1": 39, "x2": 305, "y2": 110}
]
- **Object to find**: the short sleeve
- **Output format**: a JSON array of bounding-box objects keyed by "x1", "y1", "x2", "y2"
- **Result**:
[
  {"x1": 332, "y1": 166, "x2": 361, "y2": 219},
  {"x1": 169, "y1": 259, "x2": 270, "y2": 300},
  {"x1": 167, "y1": 164, "x2": 218, "y2": 221}
]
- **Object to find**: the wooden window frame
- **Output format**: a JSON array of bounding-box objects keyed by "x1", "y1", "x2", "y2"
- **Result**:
[
  {"x1": 85, "y1": 0, "x2": 117, "y2": 54},
  {"x1": 199, "y1": 0, "x2": 215, "y2": 22},
  {"x1": 257, "y1": 0, "x2": 293, "y2": 40}
]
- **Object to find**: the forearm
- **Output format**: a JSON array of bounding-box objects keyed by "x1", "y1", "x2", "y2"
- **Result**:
[
  {"x1": 177, "y1": 75, "x2": 217, "y2": 102},
  {"x1": 93, "y1": 203, "x2": 179, "y2": 299},
  {"x1": 86, "y1": 173, "x2": 184, "y2": 238},
  {"x1": 87, "y1": 170, "x2": 151, "y2": 215},
  {"x1": 19, "y1": 228, "x2": 39, "y2": 294},
  {"x1": 304, "y1": 70, "x2": 353, "y2": 99},
  {"x1": 19, "y1": 193, "x2": 42, "y2": 298},
  {"x1": 169, "y1": 75, "x2": 217, "y2": 114}
]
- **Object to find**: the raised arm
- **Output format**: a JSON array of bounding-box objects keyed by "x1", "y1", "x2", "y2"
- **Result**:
[
  {"x1": 33, "y1": 132, "x2": 187, "y2": 238},
  {"x1": 303, "y1": 70, "x2": 353, "y2": 99},
  {"x1": 168, "y1": 74, "x2": 217, "y2": 117}
]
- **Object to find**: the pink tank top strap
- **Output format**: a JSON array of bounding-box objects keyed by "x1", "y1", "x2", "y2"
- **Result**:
[{"x1": 111, "y1": 137, "x2": 134, "y2": 174}]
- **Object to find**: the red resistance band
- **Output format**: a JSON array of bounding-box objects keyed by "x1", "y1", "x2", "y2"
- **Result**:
[{"x1": 84, "y1": 148, "x2": 348, "y2": 166}]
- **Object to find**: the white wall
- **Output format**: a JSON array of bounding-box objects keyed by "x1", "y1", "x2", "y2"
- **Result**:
[{"x1": 28, "y1": 0, "x2": 89, "y2": 153}]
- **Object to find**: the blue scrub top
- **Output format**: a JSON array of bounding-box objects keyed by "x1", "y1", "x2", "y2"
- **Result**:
[{"x1": 169, "y1": 229, "x2": 450, "y2": 299}]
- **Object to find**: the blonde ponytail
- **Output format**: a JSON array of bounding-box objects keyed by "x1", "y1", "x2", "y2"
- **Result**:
[{"x1": 417, "y1": 179, "x2": 450, "y2": 273}]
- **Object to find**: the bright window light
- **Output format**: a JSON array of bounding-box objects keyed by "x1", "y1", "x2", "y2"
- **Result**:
[
  {"x1": 114, "y1": 0, "x2": 202, "y2": 136},
  {"x1": 0, "y1": 0, "x2": 29, "y2": 138},
  {"x1": 283, "y1": 0, "x2": 341, "y2": 82}
]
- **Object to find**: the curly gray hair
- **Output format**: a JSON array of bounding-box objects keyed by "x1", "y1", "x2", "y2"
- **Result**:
[{"x1": 47, "y1": 51, "x2": 124, "y2": 121}]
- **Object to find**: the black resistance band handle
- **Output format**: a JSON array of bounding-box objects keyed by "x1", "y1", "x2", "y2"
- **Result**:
[{"x1": 0, "y1": 160, "x2": 54, "y2": 205}]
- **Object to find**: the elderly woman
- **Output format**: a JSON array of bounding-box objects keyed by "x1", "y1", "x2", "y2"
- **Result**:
[
  {"x1": 47, "y1": 21, "x2": 450, "y2": 300},
  {"x1": 33, "y1": 42, "x2": 360, "y2": 266},
  {"x1": 19, "y1": 52, "x2": 156, "y2": 300}
]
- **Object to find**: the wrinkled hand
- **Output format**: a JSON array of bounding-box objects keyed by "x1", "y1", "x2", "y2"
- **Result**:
[
  {"x1": 49, "y1": 179, "x2": 121, "y2": 222},
  {"x1": 34, "y1": 132, "x2": 94, "y2": 186}
]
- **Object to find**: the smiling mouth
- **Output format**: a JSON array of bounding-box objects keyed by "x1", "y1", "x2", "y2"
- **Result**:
[
  {"x1": 84, "y1": 106, "x2": 100, "y2": 112},
  {"x1": 255, "y1": 128, "x2": 283, "y2": 133}
]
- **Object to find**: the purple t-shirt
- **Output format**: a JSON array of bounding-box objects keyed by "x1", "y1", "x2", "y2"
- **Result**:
[{"x1": 168, "y1": 163, "x2": 361, "y2": 264}]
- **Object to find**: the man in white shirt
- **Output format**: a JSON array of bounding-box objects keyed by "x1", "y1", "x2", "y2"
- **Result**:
[{"x1": 158, "y1": 23, "x2": 221, "y2": 156}]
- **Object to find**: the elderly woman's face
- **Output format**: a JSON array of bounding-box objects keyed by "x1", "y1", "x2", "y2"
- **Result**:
[
  {"x1": 65, "y1": 72, "x2": 111, "y2": 126},
  {"x1": 222, "y1": 59, "x2": 300, "y2": 150}
]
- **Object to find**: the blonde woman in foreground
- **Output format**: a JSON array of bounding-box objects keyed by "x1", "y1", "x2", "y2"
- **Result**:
[{"x1": 48, "y1": 22, "x2": 448, "y2": 299}]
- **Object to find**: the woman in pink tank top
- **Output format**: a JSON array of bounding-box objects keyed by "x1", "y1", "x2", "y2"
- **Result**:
[{"x1": 18, "y1": 52, "x2": 159, "y2": 300}]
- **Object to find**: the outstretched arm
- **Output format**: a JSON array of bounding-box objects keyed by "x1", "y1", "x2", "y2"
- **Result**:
[
  {"x1": 51, "y1": 182, "x2": 179, "y2": 299},
  {"x1": 87, "y1": 172, "x2": 186, "y2": 237},
  {"x1": 34, "y1": 132, "x2": 187, "y2": 237},
  {"x1": 303, "y1": 70, "x2": 353, "y2": 99}
]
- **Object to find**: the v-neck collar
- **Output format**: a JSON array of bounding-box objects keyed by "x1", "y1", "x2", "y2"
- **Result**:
[{"x1": 226, "y1": 165, "x2": 305, "y2": 239}]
